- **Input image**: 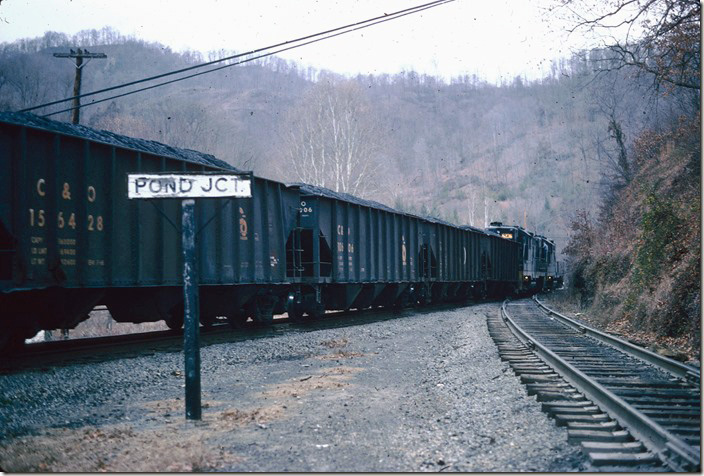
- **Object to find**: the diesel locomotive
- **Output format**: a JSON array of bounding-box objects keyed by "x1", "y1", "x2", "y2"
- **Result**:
[
  {"x1": 486, "y1": 222, "x2": 563, "y2": 291},
  {"x1": 0, "y1": 112, "x2": 560, "y2": 353}
]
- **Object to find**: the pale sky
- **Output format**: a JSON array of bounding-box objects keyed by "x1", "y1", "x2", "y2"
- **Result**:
[{"x1": 0, "y1": 0, "x2": 597, "y2": 83}]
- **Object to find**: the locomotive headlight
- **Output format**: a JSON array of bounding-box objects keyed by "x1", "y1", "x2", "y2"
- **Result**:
[{"x1": 523, "y1": 275, "x2": 530, "y2": 281}]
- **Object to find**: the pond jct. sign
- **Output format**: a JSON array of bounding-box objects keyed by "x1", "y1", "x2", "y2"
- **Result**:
[
  {"x1": 127, "y1": 171, "x2": 251, "y2": 420},
  {"x1": 128, "y1": 174, "x2": 251, "y2": 199}
]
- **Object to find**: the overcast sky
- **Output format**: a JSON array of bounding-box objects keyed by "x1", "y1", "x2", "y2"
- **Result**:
[{"x1": 0, "y1": 0, "x2": 598, "y2": 83}]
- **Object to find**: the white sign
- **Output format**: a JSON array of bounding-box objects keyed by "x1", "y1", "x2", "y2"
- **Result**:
[{"x1": 128, "y1": 174, "x2": 251, "y2": 199}]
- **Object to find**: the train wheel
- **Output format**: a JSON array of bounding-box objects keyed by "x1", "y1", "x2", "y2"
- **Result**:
[
  {"x1": 307, "y1": 302, "x2": 325, "y2": 320},
  {"x1": 417, "y1": 285, "x2": 430, "y2": 306},
  {"x1": 287, "y1": 303, "x2": 305, "y2": 322},
  {"x1": 253, "y1": 307, "x2": 274, "y2": 325},
  {"x1": 393, "y1": 290, "x2": 410, "y2": 309},
  {"x1": 226, "y1": 312, "x2": 248, "y2": 329},
  {"x1": 0, "y1": 330, "x2": 26, "y2": 356},
  {"x1": 251, "y1": 296, "x2": 276, "y2": 325},
  {"x1": 200, "y1": 314, "x2": 217, "y2": 329},
  {"x1": 165, "y1": 314, "x2": 183, "y2": 330},
  {"x1": 164, "y1": 305, "x2": 184, "y2": 330}
]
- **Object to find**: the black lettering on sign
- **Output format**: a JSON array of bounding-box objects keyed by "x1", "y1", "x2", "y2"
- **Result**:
[
  {"x1": 149, "y1": 180, "x2": 162, "y2": 193},
  {"x1": 135, "y1": 178, "x2": 147, "y2": 193},
  {"x1": 216, "y1": 177, "x2": 227, "y2": 192},
  {"x1": 179, "y1": 177, "x2": 193, "y2": 193}
]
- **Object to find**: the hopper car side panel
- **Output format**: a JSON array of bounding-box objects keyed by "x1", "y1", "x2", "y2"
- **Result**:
[{"x1": 0, "y1": 116, "x2": 299, "y2": 344}]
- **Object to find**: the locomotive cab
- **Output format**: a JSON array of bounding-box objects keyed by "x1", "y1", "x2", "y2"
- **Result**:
[
  {"x1": 486, "y1": 222, "x2": 543, "y2": 294},
  {"x1": 543, "y1": 238, "x2": 557, "y2": 290}
]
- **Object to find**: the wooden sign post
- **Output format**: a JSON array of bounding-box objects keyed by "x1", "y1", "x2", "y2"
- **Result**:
[{"x1": 128, "y1": 173, "x2": 252, "y2": 419}]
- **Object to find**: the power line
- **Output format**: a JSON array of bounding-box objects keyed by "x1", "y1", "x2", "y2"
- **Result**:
[
  {"x1": 41, "y1": 0, "x2": 454, "y2": 118},
  {"x1": 21, "y1": 0, "x2": 453, "y2": 116}
]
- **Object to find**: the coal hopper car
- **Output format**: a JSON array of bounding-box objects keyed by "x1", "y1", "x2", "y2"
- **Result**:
[
  {"x1": 285, "y1": 183, "x2": 421, "y2": 318},
  {"x1": 0, "y1": 112, "x2": 299, "y2": 351},
  {"x1": 284, "y1": 184, "x2": 519, "y2": 318}
]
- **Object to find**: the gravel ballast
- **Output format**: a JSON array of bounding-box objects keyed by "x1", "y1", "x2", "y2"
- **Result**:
[{"x1": 0, "y1": 303, "x2": 587, "y2": 472}]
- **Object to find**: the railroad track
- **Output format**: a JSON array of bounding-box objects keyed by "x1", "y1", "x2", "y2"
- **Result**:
[
  {"x1": 487, "y1": 297, "x2": 700, "y2": 472},
  {"x1": 0, "y1": 302, "x2": 463, "y2": 373},
  {"x1": 1, "y1": 324, "x2": 228, "y2": 373}
]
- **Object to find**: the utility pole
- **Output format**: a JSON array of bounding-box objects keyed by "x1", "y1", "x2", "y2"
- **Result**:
[{"x1": 53, "y1": 48, "x2": 107, "y2": 124}]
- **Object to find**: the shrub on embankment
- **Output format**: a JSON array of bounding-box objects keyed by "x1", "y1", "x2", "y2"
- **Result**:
[{"x1": 564, "y1": 115, "x2": 700, "y2": 357}]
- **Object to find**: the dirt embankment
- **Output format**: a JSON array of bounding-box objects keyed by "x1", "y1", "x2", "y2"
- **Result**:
[{"x1": 563, "y1": 115, "x2": 700, "y2": 362}]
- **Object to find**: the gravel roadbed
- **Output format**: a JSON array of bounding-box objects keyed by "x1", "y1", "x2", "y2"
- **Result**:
[{"x1": 0, "y1": 303, "x2": 587, "y2": 472}]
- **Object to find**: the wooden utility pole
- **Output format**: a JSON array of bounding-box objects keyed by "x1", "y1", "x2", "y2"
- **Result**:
[{"x1": 53, "y1": 48, "x2": 107, "y2": 124}]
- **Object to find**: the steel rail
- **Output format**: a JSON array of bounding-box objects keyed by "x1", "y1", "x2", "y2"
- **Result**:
[
  {"x1": 6, "y1": 301, "x2": 465, "y2": 369},
  {"x1": 501, "y1": 300, "x2": 700, "y2": 472},
  {"x1": 533, "y1": 295, "x2": 700, "y2": 383}
]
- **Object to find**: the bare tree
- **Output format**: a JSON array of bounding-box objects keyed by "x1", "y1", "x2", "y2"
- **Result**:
[
  {"x1": 283, "y1": 79, "x2": 384, "y2": 197},
  {"x1": 556, "y1": 0, "x2": 700, "y2": 96},
  {"x1": 591, "y1": 73, "x2": 635, "y2": 186},
  {"x1": 286, "y1": 87, "x2": 328, "y2": 188},
  {"x1": 4, "y1": 54, "x2": 52, "y2": 109},
  {"x1": 467, "y1": 190, "x2": 478, "y2": 227},
  {"x1": 483, "y1": 197, "x2": 490, "y2": 228}
]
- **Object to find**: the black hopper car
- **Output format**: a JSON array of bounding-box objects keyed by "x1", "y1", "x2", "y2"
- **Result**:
[{"x1": 0, "y1": 113, "x2": 559, "y2": 354}]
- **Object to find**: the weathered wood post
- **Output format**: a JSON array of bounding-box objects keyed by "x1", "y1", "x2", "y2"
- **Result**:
[
  {"x1": 181, "y1": 198, "x2": 201, "y2": 419},
  {"x1": 128, "y1": 172, "x2": 252, "y2": 420}
]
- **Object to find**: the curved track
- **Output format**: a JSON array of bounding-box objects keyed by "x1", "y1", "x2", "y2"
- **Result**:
[{"x1": 489, "y1": 297, "x2": 700, "y2": 471}]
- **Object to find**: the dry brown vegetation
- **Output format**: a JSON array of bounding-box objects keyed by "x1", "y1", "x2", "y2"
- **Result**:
[
  {"x1": 0, "y1": 363, "x2": 362, "y2": 472},
  {"x1": 563, "y1": 114, "x2": 700, "y2": 361},
  {"x1": 0, "y1": 335, "x2": 368, "y2": 471},
  {"x1": 557, "y1": 0, "x2": 700, "y2": 363},
  {"x1": 0, "y1": 407, "x2": 247, "y2": 472}
]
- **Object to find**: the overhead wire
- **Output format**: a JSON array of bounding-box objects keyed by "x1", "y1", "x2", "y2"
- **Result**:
[
  {"x1": 20, "y1": 0, "x2": 454, "y2": 116},
  {"x1": 42, "y1": 0, "x2": 455, "y2": 117}
]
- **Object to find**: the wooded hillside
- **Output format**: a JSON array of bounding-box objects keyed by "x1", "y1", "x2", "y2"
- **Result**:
[
  {"x1": 3, "y1": 26, "x2": 691, "y2": 251},
  {"x1": 559, "y1": 0, "x2": 700, "y2": 359}
]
